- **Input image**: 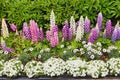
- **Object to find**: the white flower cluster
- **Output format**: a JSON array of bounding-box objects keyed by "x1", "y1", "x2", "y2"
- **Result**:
[
  {"x1": 24, "y1": 61, "x2": 43, "y2": 78},
  {"x1": 65, "y1": 58, "x2": 86, "y2": 77},
  {"x1": 73, "y1": 41, "x2": 118, "y2": 60},
  {"x1": 86, "y1": 60, "x2": 109, "y2": 78},
  {"x1": 107, "y1": 58, "x2": 120, "y2": 76},
  {"x1": 43, "y1": 57, "x2": 66, "y2": 77},
  {"x1": 0, "y1": 60, "x2": 4, "y2": 76},
  {"x1": 3, "y1": 59, "x2": 23, "y2": 77}
]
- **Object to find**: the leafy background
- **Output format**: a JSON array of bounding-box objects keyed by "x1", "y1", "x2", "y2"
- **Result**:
[{"x1": 1, "y1": 0, "x2": 120, "y2": 29}]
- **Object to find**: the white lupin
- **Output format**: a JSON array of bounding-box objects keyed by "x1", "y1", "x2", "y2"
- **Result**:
[
  {"x1": 76, "y1": 16, "x2": 84, "y2": 41},
  {"x1": 1, "y1": 19, "x2": 9, "y2": 38},
  {"x1": 70, "y1": 16, "x2": 76, "y2": 35},
  {"x1": 50, "y1": 10, "x2": 55, "y2": 29}
]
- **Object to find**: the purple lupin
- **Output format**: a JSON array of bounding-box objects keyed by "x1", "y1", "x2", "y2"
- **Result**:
[
  {"x1": 105, "y1": 20, "x2": 113, "y2": 38},
  {"x1": 97, "y1": 12, "x2": 103, "y2": 30},
  {"x1": 22, "y1": 22, "x2": 31, "y2": 39},
  {"x1": 38, "y1": 28, "x2": 44, "y2": 41},
  {"x1": 112, "y1": 22, "x2": 120, "y2": 42},
  {"x1": 84, "y1": 16, "x2": 91, "y2": 33},
  {"x1": 88, "y1": 24, "x2": 100, "y2": 43},
  {"x1": 68, "y1": 28, "x2": 73, "y2": 40}
]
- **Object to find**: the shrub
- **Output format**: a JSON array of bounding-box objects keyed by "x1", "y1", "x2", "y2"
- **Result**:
[{"x1": 1, "y1": 0, "x2": 120, "y2": 29}]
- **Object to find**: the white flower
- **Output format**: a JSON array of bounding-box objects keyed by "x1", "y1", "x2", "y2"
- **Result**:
[
  {"x1": 67, "y1": 46, "x2": 72, "y2": 49},
  {"x1": 107, "y1": 58, "x2": 120, "y2": 76},
  {"x1": 0, "y1": 50, "x2": 3, "y2": 54},
  {"x1": 119, "y1": 51, "x2": 120, "y2": 53},
  {"x1": 38, "y1": 54, "x2": 41, "y2": 59},
  {"x1": 103, "y1": 49, "x2": 107, "y2": 52},
  {"x1": 50, "y1": 10, "x2": 55, "y2": 28},
  {"x1": 73, "y1": 49, "x2": 79, "y2": 53},
  {"x1": 90, "y1": 54, "x2": 95, "y2": 59},
  {"x1": 80, "y1": 48, "x2": 83, "y2": 51},
  {"x1": 43, "y1": 57, "x2": 66, "y2": 77},
  {"x1": 4, "y1": 51, "x2": 8, "y2": 54},
  {"x1": 98, "y1": 47, "x2": 101, "y2": 51},
  {"x1": 82, "y1": 41, "x2": 86, "y2": 44},
  {"x1": 86, "y1": 60, "x2": 108, "y2": 78},
  {"x1": 45, "y1": 48, "x2": 50, "y2": 52},
  {"x1": 65, "y1": 58, "x2": 86, "y2": 77},
  {"x1": 96, "y1": 42, "x2": 102, "y2": 47},
  {"x1": 24, "y1": 61, "x2": 43, "y2": 78},
  {"x1": 3, "y1": 59, "x2": 23, "y2": 77},
  {"x1": 60, "y1": 45, "x2": 64, "y2": 48},
  {"x1": 2, "y1": 19, "x2": 9, "y2": 38},
  {"x1": 76, "y1": 16, "x2": 84, "y2": 42},
  {"x1": 40, "y1": 49, "x2": 44, "y2": 53},
  {"x1": 63, "y1": 50, "x2": 67, "y2": 54},
  {"x1": 70, "y1": 16, "x2": 76, "y2": 35},
  {"x1": 29, "y1": 47, "x2": 33, "y2": 51},
  {"x1": 24, "y1": 49, "x2": 27, "y2": 52}
]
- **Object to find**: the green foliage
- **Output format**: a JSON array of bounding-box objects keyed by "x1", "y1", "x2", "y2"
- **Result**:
[
  {"x1": 108, "y1": 49, "x2": 120, "y2": 58},
  {"x1": 1, "y1": 0, "x2": 120, "y2": 29}
]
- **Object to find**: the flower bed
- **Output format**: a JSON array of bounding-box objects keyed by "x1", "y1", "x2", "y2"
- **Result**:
[
  {"x1": 0, "y1": 58, "x2": 120, "y2": 78},
  {"x1": 0, "y1": 10, "x2": 120, "y2": 79}
]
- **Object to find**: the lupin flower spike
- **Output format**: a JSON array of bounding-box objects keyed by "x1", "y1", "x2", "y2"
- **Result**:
[
  {"x1": 97, "y1": 12, "x2": 103, "y2": 30},
  {"x1": 50, "y1": 10, "x2": 55, "y2": 29},
  {"x1": 70, "y1": 16, "x2": 76, "y2": 35},
  {"x1": 1, "y1": 19, "x2": 9, "y2": 38},
  {"x1": 84, "y1": 16, "x2": 91, "y2": 34}
]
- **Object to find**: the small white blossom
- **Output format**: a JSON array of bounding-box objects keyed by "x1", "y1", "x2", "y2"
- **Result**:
[
  {"x1": 103, "y1": 49, "x2": 107, "y2": 53},
  {"x1": 60, "y1": 45, "x2": 64, "y2": 48},
  {"x1": 67, "y1": 46, "x2": 72, "y2": 49},
  {"x1": 29, "y1": 47, "x2": 33, "y2": 51},
  {"x1": 38, "y1": 54, "x2": 41, "y2": 59},
  {"x1": 63, "y1": 50, "x2": 67, "y2": 54},
  {"x1": 0, "y1": 50, "x2": 3, "y2": 54},
  {"x1": 45, "y1": 48, "x2": 50, "y2": 52},
  {"x1": 73, "y1": 49, "x2": 79, "y2": 53},
  {"x1": 96, "y1": 42, "x2": 102, "y2": 47},
  {"x1": 4, "y1": 51, "x2": 8, "y2": 54},
  {"x1": 90, "y1": 54, "x2": 95, "y2": 59},
  {"x1": 40, "y1": 49, "x2": 44, "y2": 53},
  {"x1": 82, "y1": 41, "x2": 86, "y2": 44}
]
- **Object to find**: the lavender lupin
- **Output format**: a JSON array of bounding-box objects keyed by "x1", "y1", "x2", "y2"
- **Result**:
[
  {"x1": 88, "y1": 24, "x2": 100, "y2": 43},
  {"x1": 22, "y1": 22, "x2": 31, "y2": 39},
  {"x1": 97, "y1": 12, "x2": 103, "y2": 30},
  {"x1": 68, "y1": 28, "x2": 73, "y2": 40},
  {"x1": 112, "y1": 22, "x2": 120, "y2": 42},
  {"x1": 84, "y1": 16, "x2": 91, "y2": 33},
  {"x1": 38, "y1": 28, "x2": 44, "y2": 41},
  {"x1": 105, "y1": 20, "x2": 113, "y2": 38},
  {"x1": 10, "y1": 24, "x2": 17, "y2": 32},
  {"x1": 1, "y1": 38, "x2": 14, "y2": 53}
]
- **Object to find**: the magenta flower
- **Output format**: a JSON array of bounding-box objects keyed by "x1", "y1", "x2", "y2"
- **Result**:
[
  {"x1": 30, "y1": 20, "x2": 39, "y2": 43},
  {"x1": 84, "y1": 16, "x2": 91, "y2": 33},
  {"x1": 22, "y1": 22, "x2": 31, "y2": 39},
  {"x1": 46, "y1": 25, "x2": 59, "y2": 47},
  {"x1": 10, "y1": 24, "x2": 17, "y2": 32},
  {"x1": 88, "y1": 24, "x2": 100, "y2": 43},
  {"x1": 64, "y1": 20, "x2": 69, "y2": 27},
  {"x1": 112, "y1": 23, "x2": 120, "y2": 42},
  {"x1": 50, "y1": 32, "x2": 59, "y2": 47},
  {"x1": 97, "y1": 12, "x2": 103, "y2": 30}
]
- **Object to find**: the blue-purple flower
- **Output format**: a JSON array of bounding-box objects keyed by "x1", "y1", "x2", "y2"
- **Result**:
[
  {"x1": 97, "y1": 12, "x2": 103, "y2": 30},
  {"x1": 84, "y1": 16, "x2": 91, "y2": 33}
]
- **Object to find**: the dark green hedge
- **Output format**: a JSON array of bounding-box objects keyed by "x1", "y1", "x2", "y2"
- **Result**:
[{"x1": 1, "y1": 0, "x2": 120, "y2": 29}]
